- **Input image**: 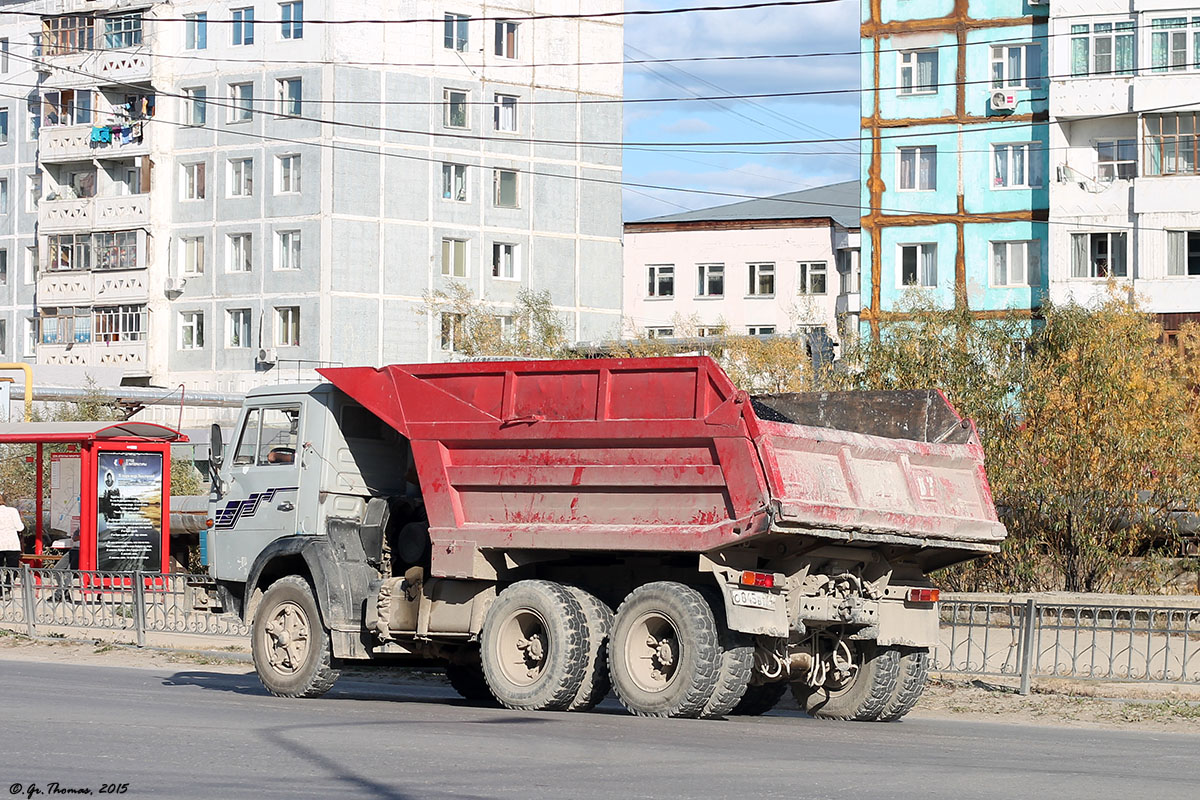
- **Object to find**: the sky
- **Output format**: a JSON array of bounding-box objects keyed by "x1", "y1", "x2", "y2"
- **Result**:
[{"x1": 620, "y1": 0, "x2": 862, "y2": 222}]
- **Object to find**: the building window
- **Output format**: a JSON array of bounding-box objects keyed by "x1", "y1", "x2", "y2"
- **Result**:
[
  {"x1": 0, "y1": 319, "x2": 6, "y2": 356},
  {"x1": 445, "y1": 13, "x2": 469, "y2": 51},
  {"x1": 494, "y1": 94, "x2": 518, "y2": 132},
  {"x1": 281, "y1": 2, "x2": 304, "y2": 40},
  {"x1": 277, "y1": 78, "x2": 302, "y2": 117},
  {"x1": 1071, "y1": 21, "x2": 1136, "y2": 77},
  {"x1": 441, "y1": 238, "x2": 467, "y2": 277},
  {"x1": 900, "y1": 243, "x2": 937, "y2": 287},
  {"x1": 0, "y1": 179, "x2": 8, "y2": 213},
  {"x1": 440, "y1": 312, "x2": 465, "y2": 352},
  {"x1": 1071, "y1": 232, "x2": 1127, "y2": 278},
  {"x1": 493, "y1": 169, "x2": 518, "y2": 208},
  {"x1": 26, "y1": 173, "x2": 39, "y2": 212},
  {"x1": 230, "y1": 83, "x2": 254, "y2": 122},
  {"x1": 799, "y1": 262, "x2": 827, "y2": 295},
  {"x1": 1, "y1": 38, "x2": 8, "y2": 73},
  {"x1": 492, "y1": 243, "x2": 518, "y2": 279},
  {"x1": 646, "y1": 327, "x2": 674, "y2": 339},
  {"x1": 42, "y1": 89, "x2": 94, "y2": 128},
  {"x1": 179, "y1": 311, "x2": 205, "y2": 350},
  {"x1": 1096, "y1": 139, "x2": 1136, "y2": 181},
  {"x1": 1146, "y1": 113, "x2": 1200, "y2": 176},
  {"x1": 185, "y1": 87, "x2": 207, "y2": 126},
  {"x1": 444, "y1": 89, "x2": 468, "y2": 128},
  {"x1": 647, "y1": 264, "x2": 674, "y2": 298},
  {"x1": 495, "y1": 20, "x2": 518, "y2": 59},
  {"x1": 228, "y1": 308, "x2": 252, "y2": 348},
  {"x1": 1151, "y1": 18, "x2": 1197, "y2": 73},
  {"x1": 47, "y1": 234, "x2": 91, "y2": 271},
  {"x1": 232, "y1": 8, "x2": 255, "y2": 45},
  {"x1": 103, "y1": 14, "x2": 143, "y2": 50},
  {"x1": 990, "y1": 44, "x2": 1041, "y2": 88},
  {"x1": 748, "y1": 263, "x2": 775, "y2": 296},
  {"x1": 94, "y1": 304, "x2": 146, "y2": 343},
  {"x1": 991, "y1": 241, "x2": 1039, "y2": 287},
  {"x1": 0, "y1": 110, "x2": 6, "y2": 145},
  {"x1": 228, "y1": 233, "x2": 253, "y2": 273},
  {"x1": 277, "y1": 154, "x2": 301, "y2": 193},
  {"x1": 898, "y1": 146, "x2": 936, "y2": 191},
  {"x1": 229, "y1": 158, "x2": 253, "y2": 197},
  {"x1": 276, "y1": 230, "x2": 301, "y2": 271},
  {"x1": 185, "y1": 13, "x2": 207, "y2": 50},
  {"x1": 42, "y1": 15, "x2": 95, "y2": 57},
  {"x1": 40, "y1": 308, "x2": 91, "y2": 346},
  {"x1": 899, "y1": 50, "x2": 937, "y2": 95},
  {"x1": 25, "y1": 246, "x2": 37, "y2": 284},
  {"x1": 441, "y1": 163, "x2": 467, "y2": 201},
  {"x1": 697, "y1": 263, "x2": 724, "y2": 297},
  {"x1": 0, "y1": 250, "x2": 6, "y2": 285},
  {"x1": 748, "y1": 325, "x2": 776, "y2": 336},
  {"x1": 181, "y1": 236, "x2": 205, "y2": 275},
  {"x1": 1167, "y1": 231, "x2": 1200, "y2": 276},
  {"x1": 182, "y1": 162, "x2": 206, "y2": 200},
  {"x1": 992, "y1": 143, "x2": 1042, "y2": 188},
  {"x1": 93, "y1": 231, "x2": 138, "y2": 270},
  {"x1": 276, "y1": 306, "x2": 300, "y2": 346}
]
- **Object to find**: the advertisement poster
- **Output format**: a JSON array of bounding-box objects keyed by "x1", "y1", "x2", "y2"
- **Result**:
[
  {"x1": 49, "y1": 452, "x2": 82, "y2": 545},
  {"x1": 96, "y1": 451, "x2": 164, "y2": 572}
]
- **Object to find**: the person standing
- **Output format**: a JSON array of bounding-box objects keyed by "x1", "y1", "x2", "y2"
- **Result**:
[{"x1": 0, "y1": 492, "x2": 25, "y2": 599}]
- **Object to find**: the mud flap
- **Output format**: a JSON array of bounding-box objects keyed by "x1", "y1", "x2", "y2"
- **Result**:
[
  {"x1": 712, "y1": 577, "x2": 788, "y2": 637},
  {"x1": 876, "y1": 600, "x2": 939, "y2": 647}
]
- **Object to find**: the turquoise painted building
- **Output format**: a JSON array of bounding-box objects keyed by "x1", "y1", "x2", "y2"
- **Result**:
[{"x1": 860, "y1": 0, "x2": 1048, "y2": 337}]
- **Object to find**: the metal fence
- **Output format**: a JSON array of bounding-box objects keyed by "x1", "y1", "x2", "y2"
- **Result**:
[
  {"x1": 936, "y1": 597, "x2": 1200, "y2": 693},
  {"x1": 0, "y1": 565, "x2": 249, "y2": 644}
]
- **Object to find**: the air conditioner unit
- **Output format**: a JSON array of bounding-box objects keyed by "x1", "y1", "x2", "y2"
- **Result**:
[
  {"x1": 256, "y1": 347, "x2": 278, "y2": 366},
  {"x1": 1028, "y1": 0, "x2": 1045, "y2": 6},
  {"x1": 990, "y1": 89, "x2": 1017, "y2": 112},
  {"x1": 164, "y1": 277, "x2": 186, "y2": 293}
]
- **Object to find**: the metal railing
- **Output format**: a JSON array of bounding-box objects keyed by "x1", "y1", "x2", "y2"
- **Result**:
[
  {"x1": 0, "y1": 565, "x2": 248, "y2": 644},
  {"x1": 936, "y1": 596, "x2": 1200, "y2": 693}
]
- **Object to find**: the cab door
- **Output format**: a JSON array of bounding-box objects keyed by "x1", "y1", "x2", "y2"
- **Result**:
[{"x1": 209, "y1": 403, "x2": 305, "y2": 582}]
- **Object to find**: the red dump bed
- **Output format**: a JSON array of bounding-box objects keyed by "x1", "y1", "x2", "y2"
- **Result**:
[{"x1": 319, "y1": 358, "x2": 1005, "y2": 577}]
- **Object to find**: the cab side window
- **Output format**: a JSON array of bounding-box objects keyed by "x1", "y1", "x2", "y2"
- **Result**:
[
  {"x1": 258, "y1": 407, "x2": 300, "y2": 466},
  {"x1": 232, "y1": 409, "x2": 261, "y2": 466}
]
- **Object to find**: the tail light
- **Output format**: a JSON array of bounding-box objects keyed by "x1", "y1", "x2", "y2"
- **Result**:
[
  {"x1": 740, "y1": 571, "x2": 775, "y2": 589},
  {"x1": 906, "y1": 588, "x2": 940, "y2": 603}
]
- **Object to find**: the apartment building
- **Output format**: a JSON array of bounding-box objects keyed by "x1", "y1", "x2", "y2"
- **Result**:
[
  {"x1": 1049, "y1": 0, "x2": 1200, "y2": 338},
  {"x1": 622, "y1": 181, "x2": 861, "y2": 344},
  {"x1": 860, "y1": 0, "x2": 1048, "y2": 338},
  {"x1": 0, "y1": 1, "x2": 623, "y2": 421}
]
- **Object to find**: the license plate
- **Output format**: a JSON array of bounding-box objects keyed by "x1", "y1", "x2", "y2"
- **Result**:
[{"x1": 730, "y1": 588, "x2": 776, "y2": 611}]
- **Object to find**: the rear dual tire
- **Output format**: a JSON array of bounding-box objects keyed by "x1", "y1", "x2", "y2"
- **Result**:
[{"x1": 793, "y1": 644, "x2": 929, "y2": 721}]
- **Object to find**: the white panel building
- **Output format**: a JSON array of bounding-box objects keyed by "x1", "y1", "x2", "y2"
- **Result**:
[
  {"x1": 1049, "y1": 0, "x2": 1200, "y2": 337},
  {"x1": 622, "y1": 181, "x2": 861, "y2": 345},
  {"x1": 0, "y1": 0, "x2": 624, "y2": 424}
]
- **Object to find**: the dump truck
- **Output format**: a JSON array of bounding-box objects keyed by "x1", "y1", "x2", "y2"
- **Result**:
[{"x1": 202, "y1": 356, "x2": 1005, "y2": 720}]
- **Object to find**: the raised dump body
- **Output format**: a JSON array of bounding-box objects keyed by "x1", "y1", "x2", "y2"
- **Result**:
[
  {"x1": 318, "y1": 357, "x2": 1004, "y2": 577},
  {"x1": 208, "y1": 356, "x2": 1006, "y2": 721}
]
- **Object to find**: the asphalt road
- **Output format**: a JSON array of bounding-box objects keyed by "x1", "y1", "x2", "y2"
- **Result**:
[{"x1": 1, "y1": 659, "x2": 1197, "y2": 800}]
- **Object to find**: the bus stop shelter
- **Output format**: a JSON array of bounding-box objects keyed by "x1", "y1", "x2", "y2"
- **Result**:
[{"x1": 0, "y1": 421, "x2": 187, "y2": 572}]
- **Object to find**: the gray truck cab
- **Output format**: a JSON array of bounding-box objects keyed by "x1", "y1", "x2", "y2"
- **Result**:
[{"x1": 206, "y1": 383, "x2": 409, "y2": 615}]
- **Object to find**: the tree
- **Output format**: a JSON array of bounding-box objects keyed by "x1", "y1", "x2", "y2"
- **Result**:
[{"x1": 422, "y1": 284, "x2": 570, "y2": 359}]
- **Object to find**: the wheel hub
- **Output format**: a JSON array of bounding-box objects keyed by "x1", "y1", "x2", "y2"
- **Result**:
[
  {"x1": 263, "y1": 602, "x2": 310, "y2": 675},
  {"x1": 626, "y1": 612, "x2": 681, "y2": 693},
  {"x1": 497, "y1": 608, "x2": 550, "y2": 687}
]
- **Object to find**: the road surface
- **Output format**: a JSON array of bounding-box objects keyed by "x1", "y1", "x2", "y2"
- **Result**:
[{"x1": 1, "y1": 659, "x2": 1196, "y2": 799}]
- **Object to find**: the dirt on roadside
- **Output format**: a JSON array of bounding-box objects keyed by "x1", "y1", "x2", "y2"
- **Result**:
[{"x1": 3, "y1": 629, "x2": 1199, "y2": 732}]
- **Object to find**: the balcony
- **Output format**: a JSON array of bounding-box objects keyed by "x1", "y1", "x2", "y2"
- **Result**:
[
  {"x1": 39, "y1": 268, "x2": 148, "y2": 306},
  {"x1": 40, "y1": 194, "x2": 149, "y2": 234},
  {"x1": 836, "y1": 293, "x2": 861, "y2": 315},
  {"x1": 38, "y1": 124, "x2": 148, "y2": 163},
  {"x1": 1050, "y1": 78, "x2": 1134, "y2": 119},
  {"x1": 38, "y1": 340, "x2": 149, "y2": 375}
]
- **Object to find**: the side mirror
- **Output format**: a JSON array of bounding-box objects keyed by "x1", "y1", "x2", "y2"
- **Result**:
[{"x1": 210, "y1": 423, "x2": 224, "y2": 468}]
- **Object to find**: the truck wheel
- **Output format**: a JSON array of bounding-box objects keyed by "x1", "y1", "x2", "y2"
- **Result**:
[
  {"x1": 480, "y1": 580, "x2": 588, "y2": 711},
  {"x1": 731, "y1": 681, "x2": 788, "y2": 716},
  {"x1": 879, "y1": 647, "x2": 930, "y2": 722},
  {"x1": 699, "y1": 594, "x2": 753, "y2": 719},
  {"x1": 446, "y1": 656, "x2": 498, "y2": 706},
  {"x1": 792, "y1": 642, "x2": 899, "y2": 721},
  {"x1": 564, "y1": 587, "x2": 614, "y2": 711},
  {"x1": 608, "y1": 582, "x2": 722, "y2": 719},
  {"x1": 251, "y1": 576, "x2": 340, "y2": 698}
]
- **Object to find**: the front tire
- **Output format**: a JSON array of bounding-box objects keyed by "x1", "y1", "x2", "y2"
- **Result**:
[
  {"x1": 251, "y1": 576, "x2": 340, "y2": 698},
  {"x1": 480, "y1": 580, "x2": 588, "y2": 711},
  {"x1": 608, "y1": 582, "x2": 722, "y2": 719}
]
